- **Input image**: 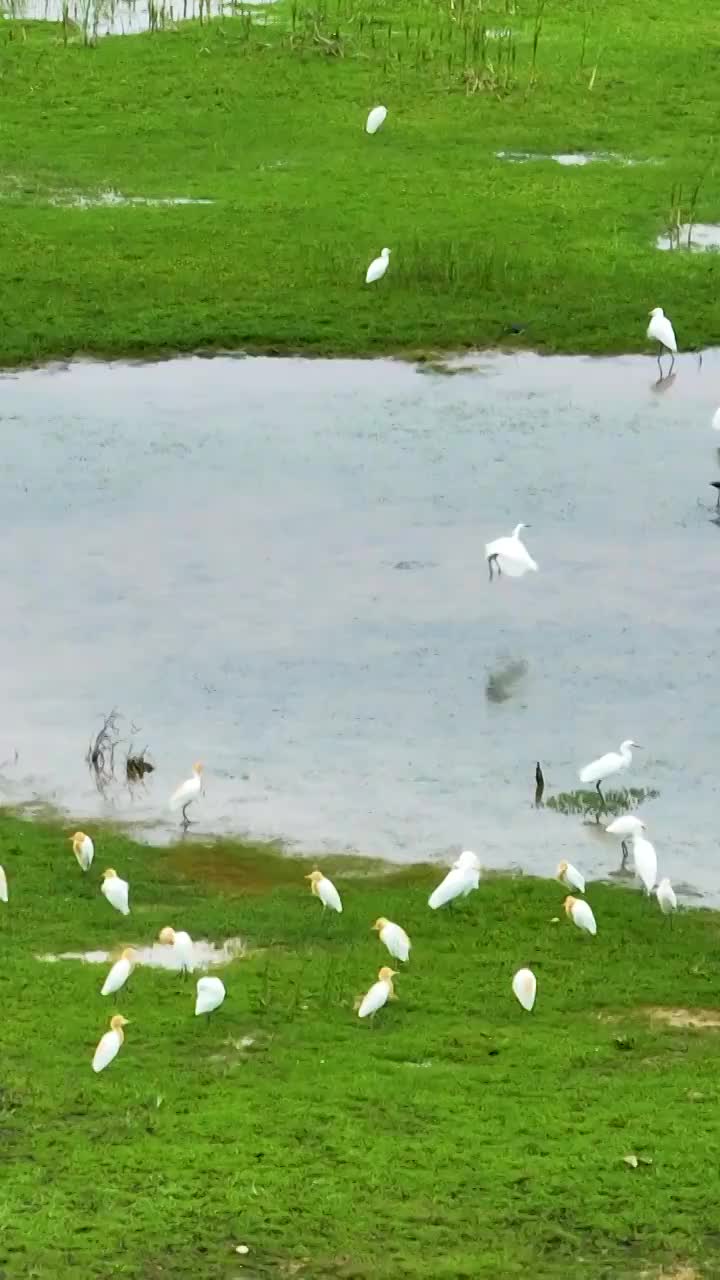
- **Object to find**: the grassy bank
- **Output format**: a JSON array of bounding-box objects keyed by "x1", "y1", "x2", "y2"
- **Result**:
[
  {"x1": 3, "y1": 813, "x2": 720, "y2": 1278},
  {"x1": 0, "y1": 0, "x2": 719, "y2": 364}
]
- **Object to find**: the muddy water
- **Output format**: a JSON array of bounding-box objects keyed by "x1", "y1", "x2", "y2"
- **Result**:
[
  {"x1": 3, "y1": 351, "x2": 720, "y2": 895},
  {"x1": 2, "y1": 0, "x2": 272, "y2": 35}
]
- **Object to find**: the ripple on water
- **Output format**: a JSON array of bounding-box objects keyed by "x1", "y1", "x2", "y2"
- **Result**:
[{"x1": 36, "y1": 937, "x2": 246, "y2": 969}]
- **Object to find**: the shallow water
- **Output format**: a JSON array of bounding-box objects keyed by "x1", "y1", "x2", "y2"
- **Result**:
[
  {"x1": 2, "y1": 0, "x2": 272, "y2": 35},
  {"x1": 36, "y1": 937, "x2": 245, "y2": 968},
  {"x1": 3, "y1": 351, "x2": 720, "y2": 897},
  {"x1": 656, "y1": 223, "x2": 720, "y2": 252}
]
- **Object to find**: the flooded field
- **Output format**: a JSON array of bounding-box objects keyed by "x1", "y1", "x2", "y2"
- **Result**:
[{"x1": 3, "y1": 351, "x2": 720, "y2": 895}]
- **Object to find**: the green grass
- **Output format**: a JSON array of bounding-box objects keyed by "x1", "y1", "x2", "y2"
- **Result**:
[
  {"x1": 3, "y1": 813, "x2": 720, "y2": 1278},
  {"x1": 0, "y1": 0, "x2": 720, "y2": 364}
]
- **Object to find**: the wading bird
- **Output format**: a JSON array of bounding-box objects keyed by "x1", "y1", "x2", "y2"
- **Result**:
[
  {"x1": 512, "y1": 968, "x2": 537, "y2": 1012},
  {"x1": 578, "y1": 739, "x2": 640, "y2": 802},
  {"x1": 101, "y1": 948, "x2": 136, "y2": 996},
  {"x1": 557, "y1": 860, "x2": 585, "y2": 893},
  {"x1": 647, "y1": 307, "x2": 677, "y2": 374},
  {"x1": 631, "y1": 831, "x2": 657, "y2": 895},
  {"x1": 0, "y1": 864, "x2": 7, "y2": 903},
  {"x1": 357, "y1": 966, "x2": 397, "y2": 1019},
  {"x1": 605, "y1": 814, "x2": 646, "y2": 868},
  {"x1": 365, "y1": 246, "x2": 391, "y2": 285},
  {"x1": 305, "y1": 869, "x2": 343, "y2": 913},
  {"x1": 101, "y1": 868, "x2": 130, "y2": 916},
  {"x1": 158, "y1": 926, "x2": 194, "y2": 974},
  {"x1": 485, "y1": 523, "x2": 538, "y2": 582},
  {"x1": 169, "y1": 761, "x2": 204, "y2": 829},
  {"x1": 365, "y1": 105, "x2": 387, "y2": 135},
  {"x1": 372, "y1": 917, "x2": 411, "y2": 963},
  {"x1": 70, "y1": 831, "x2": 94, "y2": 872},
  {"x1": 656, "y1": 877, "x2": 677, "y2": 916},
  {"x1": 428, "y1": 858, "x2": 480, "y2": 909},
  {"x1": 195, "y1": 976, "x2": 226, "y2": 1017},
  {"x1": 92, "y1": 1014, "x2": 129, "y2": 1074},
  {"x1": 564, "y1": 895, "x2": 597, "y2": 935}
]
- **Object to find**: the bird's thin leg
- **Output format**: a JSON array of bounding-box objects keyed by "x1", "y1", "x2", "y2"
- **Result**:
[
  {"x1": 656, "y1": 352, "x2": 663, "y2": 377},
  {"x1": 488, "y1": 555, "x2": 494, "y2": 582},
  {"x1": 668, "y1": 350, "x2": 675, "y2": 375},
  {"x1": 620, "y1": 840, "x2": 628, "y2": 870},
  {"x1": 595, "y1": 780, "x2": 606, "y2": 813},
  {"x1": 181, "y1": 802, "x2": 194, "y2": 829}
]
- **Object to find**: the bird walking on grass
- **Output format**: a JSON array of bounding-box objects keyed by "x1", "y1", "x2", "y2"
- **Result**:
[
  {"x1": 357, "y1": 966, "x2": 397, "y2": 1019},
  {"x1": 158, "y1": 926, "x2": 194, "y2": 974},
  {"x1": 365, "y1": 105, "x2": 387, "y2": 135},
  {"x1": 169, "y1": 761, "x2": 204, "y2": 829},
  {"x1": 101, "y1": 868, "x2": 130, "y2": 916},
  {"x1": 372, "y1": 917, "x2": 411, "y2": 963},
  {"x1": 647, "y1": 307, "x2": 677, "y2": 374},
  {"x1": 92, "y1": 1014, "x2": 129, "y2": 1074},
  {"x1": 101, "y1": 948, "x2": 136, "y2": 996},
  {"x1": 305, "y1": 869, "x2": 343, "y2": 913},
  {"x1": 485, "y1": 523, "x2": 538, "y2": 582},
  {"x1": 557, "y1": 860, "x2": 585, "y2": 893},
  {"x1": 70, "y1": 831, "x2": 94, "y2": 872},
  {"x1": 0, "y1": 865, "x2": 7, "y2": 904},
  {"x1": 656, "y1": 877, "x2": 677, "y2": 917},
  {"x1": 428, "y1": 856, "x2": 480, "y2": 910},
  {"x1": 195, "y1": 976, "x2": 225, "y2": 1017},
  {"x1": 564, "y1": 895, "x2": 597, "y2": 936},
  {"x1": 512, "y1": 968, "x2": 537, "y2": 1012},
  {"x1": 365, "y1": 247, "x2": 391, "y2": 285}
]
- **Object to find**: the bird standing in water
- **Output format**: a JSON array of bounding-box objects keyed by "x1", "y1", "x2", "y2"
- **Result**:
[{"x1": 169, "y1": 762, "x2": 204, "y2": 829}]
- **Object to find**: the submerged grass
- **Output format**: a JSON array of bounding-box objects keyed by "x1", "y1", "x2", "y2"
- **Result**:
[
  {"x1": 4, "y1": 813, "x2": 720, "y2": 1277},
  {"x1": 0, "y1": 0, "x2": 720, "y2": 363}
]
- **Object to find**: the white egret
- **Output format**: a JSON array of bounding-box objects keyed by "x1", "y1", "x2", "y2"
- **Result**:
[
  {"x1": 512, "y1": 968, "x2": 537, "y2": 1012},
  {"x1": 158, "y1": 926, "x2": 194, "y2": 974},
  {"x1": 656, "y1": 877, "x2": 677, "y2": 915},
  {"x1": 101, "y1": 947, "x2": 136, "y2": 996},
  {"x1": 101, "y1": 868, "x2": 130, "y2": 916},
  {"x1": 372, "y1": 917, "x2": 411, "y2": 963},
  {"x1": 564, "y1": 895, "x2": 597, "y2": 936},
  {"x1": 712, "y1": 407, "x2": 720, "y2": 431},
  {"x1": 70, "y1": 831, "x2": 94, "y2": 872},
  {"x1": 357, "y1": 965, "x2": 397, "y2": 1019},
  {"x1": 428, "y1": 861, "x2": 479, "y2": 910},
  {"x1": 647, "y1": 307, "x2": 677, "y2": 373},
  {"x1": 305, "y1": 869, "x2": 343, "y2": 913},
  {"x1": 169, "y1": 761, "x2": 204, "y2": 828},
  {"x1": 556, "y1": 860, "x2": 585, "y2": 893},
  {"x1": 365, "y1": 105, "x2": 387, "y2": 135},
  {"x1": 578, "y1": 739, "x2": 640, "y2": 801},
  {"x1": 195, "y1": 976, "x2": 226, "y2": 1017},
  {"x1": 0, "y1": 864, "x2": 7, "y2": 903},
  {"x1": 92, "y1": 1014, "x2": 129, "y2": 1074},
  {"x1": 631, "y1": 831, "x2": 657, "y2": 895},
  {"x1": 485, "y1": 523, "x2": 538, "y2": 582},
  {"x1": 365, "y1": 247, "x2": 391, "y2": 285},
  {"x1": 605, "y1": 814, "x2": 646, "y2": 868}
]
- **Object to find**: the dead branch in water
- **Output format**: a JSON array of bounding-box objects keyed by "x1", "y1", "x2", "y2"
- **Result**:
[{"x1": 85, "y1": 710, "x2": 122, "y2": 792}]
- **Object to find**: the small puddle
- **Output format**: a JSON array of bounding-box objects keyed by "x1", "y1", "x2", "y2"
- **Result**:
[
  {"x1": 495, "y1": 150, "x2": 652, "y2": 168},
  {"x1": 36, "y1": 936, "x2": 245, "y2": 969},
  {"x1": 656, "y1": 224, "x2": 720, "y2": 252},
  {"x1": 52, "y1": 191, "x2": 215, "y2": 209}
]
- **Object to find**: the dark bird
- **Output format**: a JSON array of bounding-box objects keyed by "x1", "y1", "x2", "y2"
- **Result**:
[{"x1": 535, "y1": 762, "x2": 545, "y2": 807}]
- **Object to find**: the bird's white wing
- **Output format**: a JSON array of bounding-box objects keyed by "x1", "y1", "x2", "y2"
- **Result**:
[
  {"x1": 101, "y1": 957, "x2": 131, "y2": 996},
  {"x1": 104, "y1": 879, "x2": 130, "y2": 915},
  {"x1": 382, "y1": 923, "x2": 410, "y2": 961},
  {"x1": 512, "y1": 968, "x2": 536, "y2": 1012},
  {"x1": 649, "y1": 314, "x2": 677, "y2": 351},
  {"x1": 358, "y1": 981, "x2": 389, "y2": 1018},
  {"x1": 319, "y1": 878, "x2": 342, "y2": 912},
  {"x1": 579, "y1": 751, "x2": 619, "y2": 783},
  {"x1": 169, "y1": 777, "x2": 198, "y2": 811},
  {"x1": 366, "y1": 106, "x2": 387, "y2": 134},
  {"x1": 461, "y1": 868, "x2": 480, "y2": 896},
  {"x1": 79, "y1": 837, "x2": 94, "y2": 870},
  {"x1": 428, "y1": 867, "x2": 465, "y2": 909},
  {"x1": 365, "y1": 257, "x2": 387, "y2": 284},
  {"x1": 486, "y1": 536, "x2": 537, "y2": 577},
  {"x1": 633, "y1": 838, "x2": 657, "y2": 892},
  {"x1": 92, "y1": 1030, "x2": 120, "y2": 1073},
  {"x1": 566, "y1": 863, "x2": 586, "y2": 893},
  {"x1": 606, "y1": 815, "x2": 642, "y2": 836},
  {"x1": 195, "y1": 977, "x2": 225, "y2": 1015},
  {"x1": 0, "y1": 866, "x2": 7, "y2": 903},
  {"x1": 574, "y1": 901, "x2": 597, "y2": 934}
]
